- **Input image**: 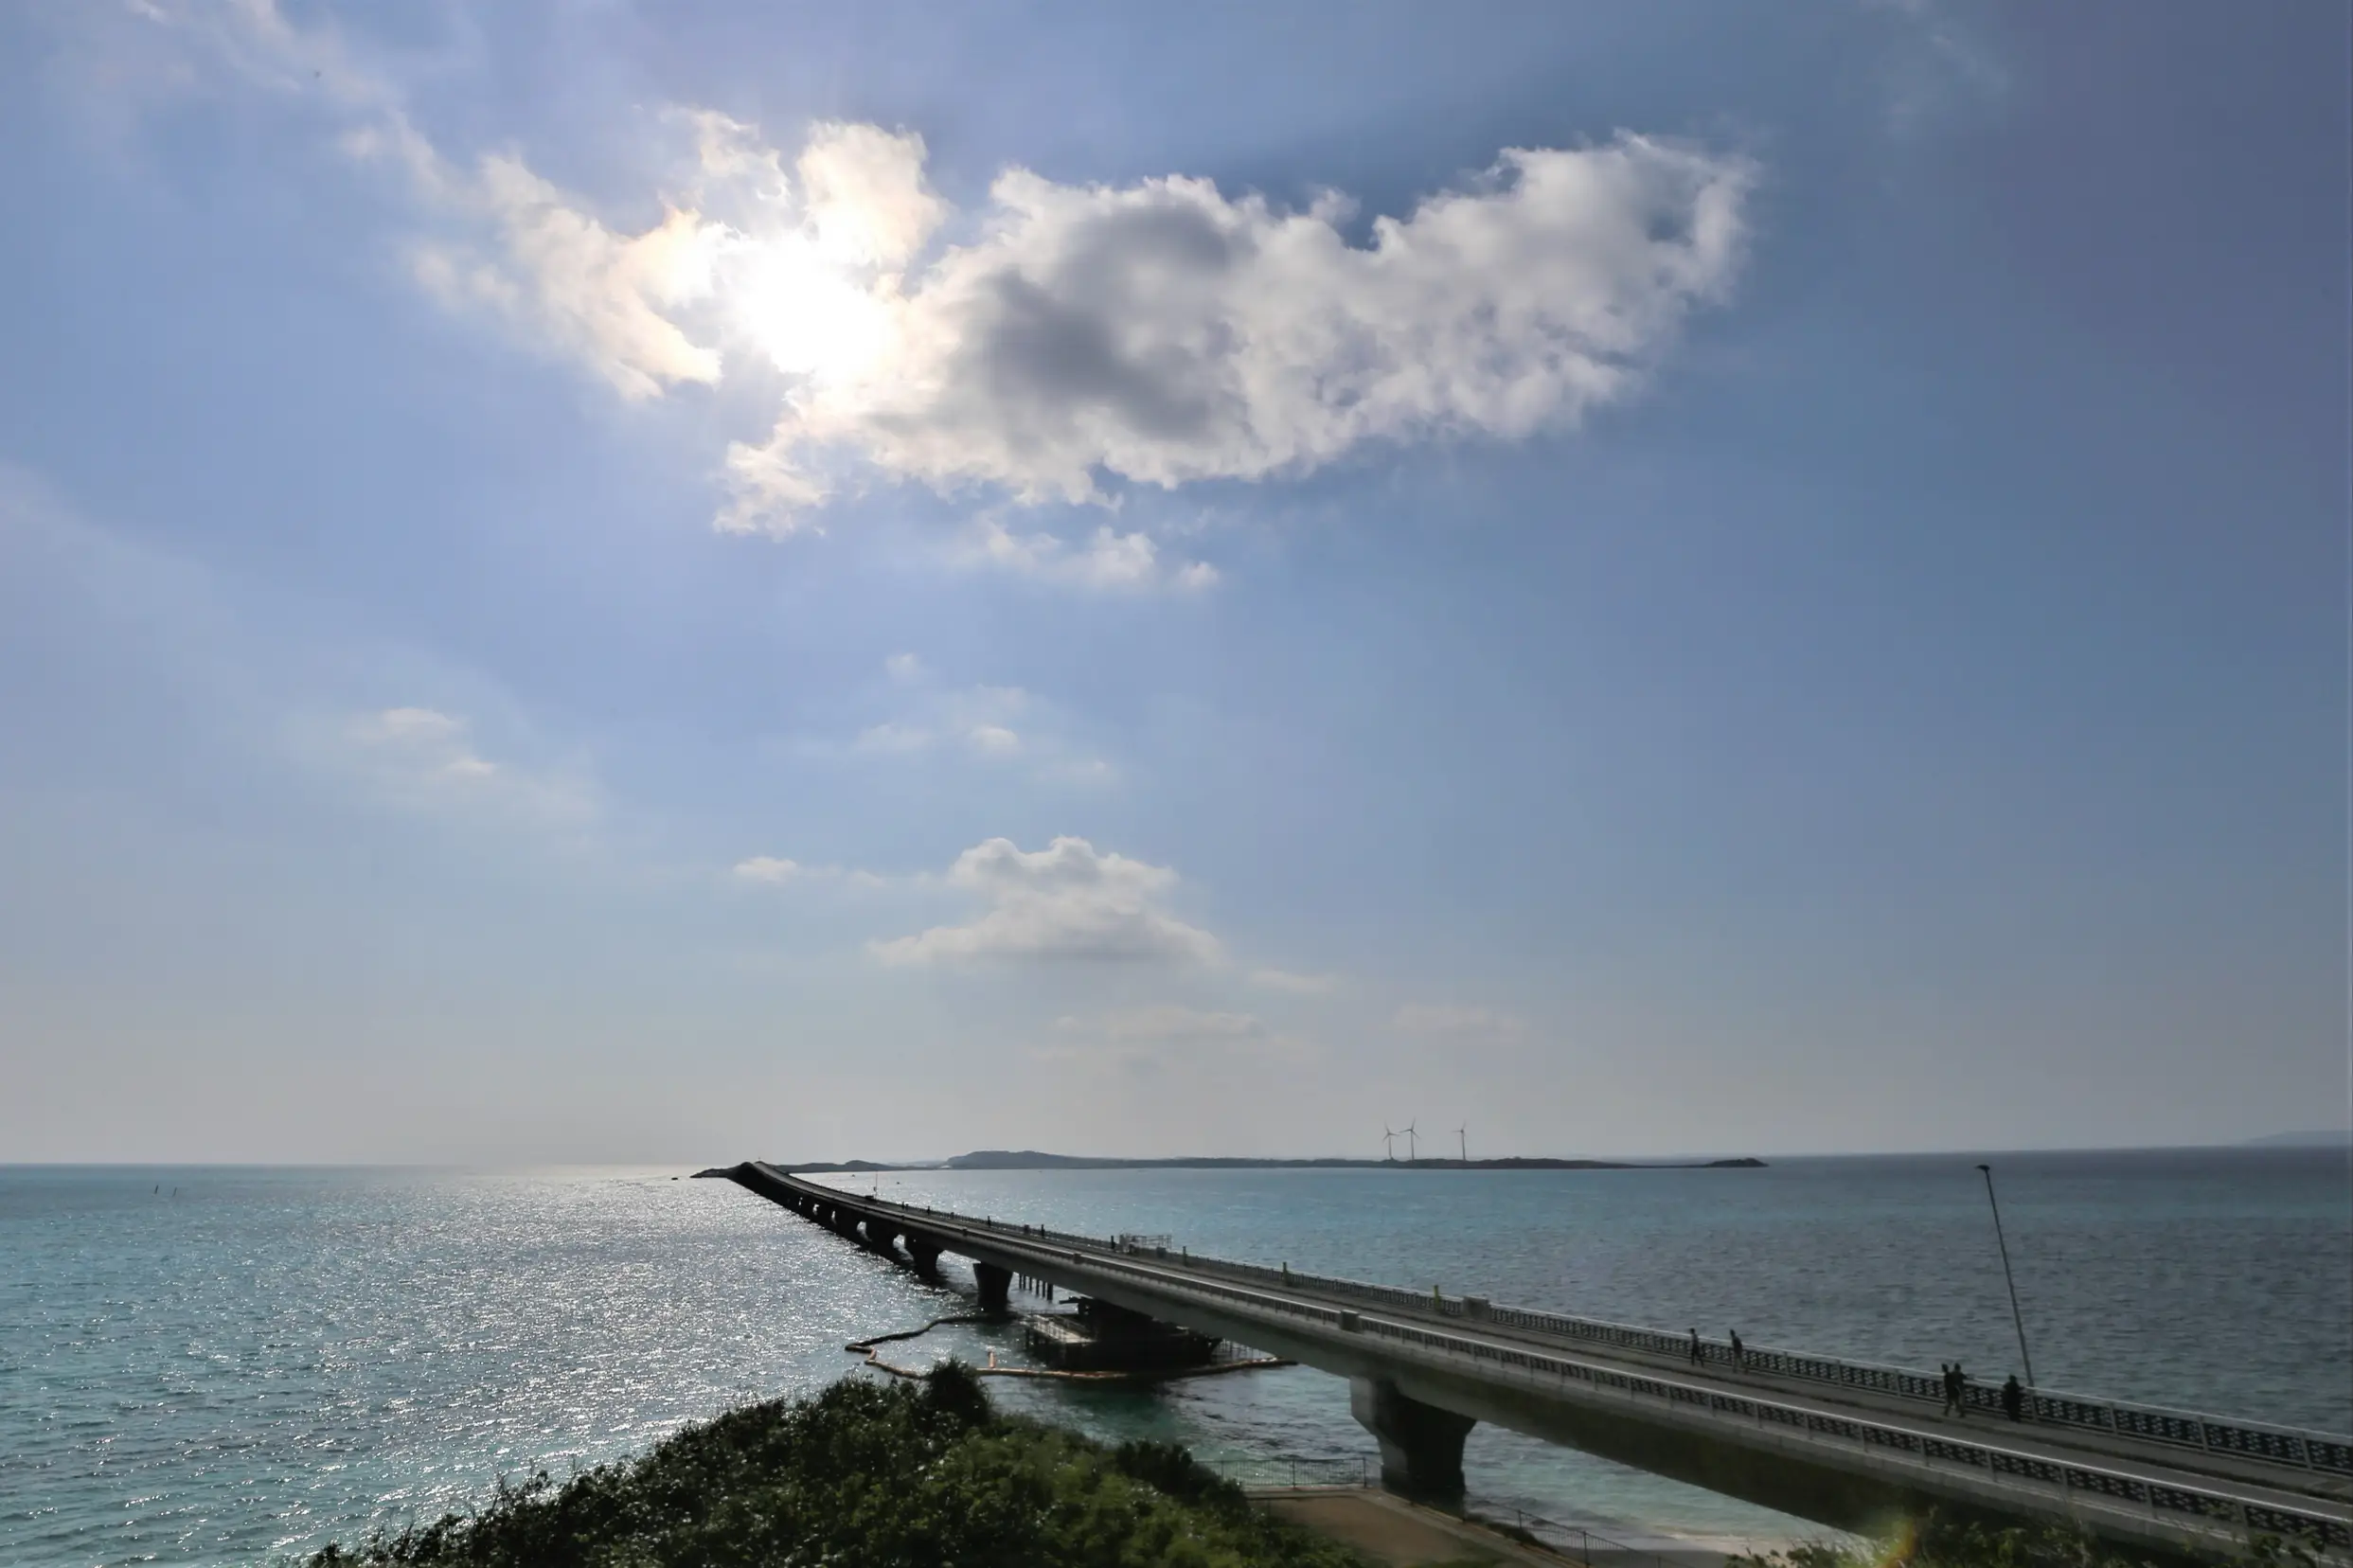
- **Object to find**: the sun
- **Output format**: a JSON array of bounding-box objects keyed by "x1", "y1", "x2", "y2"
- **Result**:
[{"x1": 729, "y1": 237, "x2": 895, "y2": 383}]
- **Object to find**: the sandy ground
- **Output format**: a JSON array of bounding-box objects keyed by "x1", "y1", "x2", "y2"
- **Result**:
[{"x1": 1254, "y1": 1488, "x2": 1760, "y2": 1568}]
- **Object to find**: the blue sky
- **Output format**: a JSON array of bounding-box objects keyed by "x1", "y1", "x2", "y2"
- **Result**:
[{"x1": 1, "y1": 1, "x2": 2344, "y2": 1163}]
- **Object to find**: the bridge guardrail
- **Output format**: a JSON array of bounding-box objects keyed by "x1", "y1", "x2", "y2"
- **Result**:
[
  {"x1": 1324, "y1": 1307, "x2": 2353, "y2": 1557},
  {"x1": 777, "y1": 1171, "x2": 2353, "y2": 1550},
  {"x1": 955, "y1": 1219, "x2": 2353, "y2": 1555},
  {"x1": 1035, "y1": 1226, "x2": 2353, "y2": 1477}
]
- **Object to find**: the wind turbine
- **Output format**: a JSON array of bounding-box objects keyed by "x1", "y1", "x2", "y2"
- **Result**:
[
  {"x1": 1404, "y1": 1123, "x2": 1418, "y2": 1164},
  {"x1": 1456, "y1": 1125, "x2": 1468, "y2": 1164},
  {"x1": 1381, "y1": 1125, "x2": 1398, "y2": 1163}
]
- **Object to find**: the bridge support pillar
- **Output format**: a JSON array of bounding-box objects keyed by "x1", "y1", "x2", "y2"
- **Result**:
[
  {"x1": 1351, "y1": 1377, "x2": 1474, "y2": 1501},
  {"x1": 972, "y1": 1261, "x2": 1011, "y2": 1312},
  {"x1": 904, "y1": 1238, "x2": 942, "y2": 1275}
]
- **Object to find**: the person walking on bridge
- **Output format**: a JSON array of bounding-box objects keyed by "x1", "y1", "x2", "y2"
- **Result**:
[
  {"x1": 1941, "y1": 1363, "x2": 1969, "y2": 1417},
  {"x1": 2002, "y1": 1374, "x2": 2025, "y2": 1421},
  {"x1": 1729, "y1": 1330, "x2": 1744, "y2": 1370},
  {"x1": 1689, "y1": 1328, "x2": 1705, "y2": 1366}
]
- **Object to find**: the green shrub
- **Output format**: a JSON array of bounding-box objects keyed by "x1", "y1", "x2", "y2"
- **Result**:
[
  {"x1": 1110, "y1": 1438, "x2": 1251, "y2": 1514},
  {"x1": 305, "y1": 1366, "x2": 1365, "y2": 1568}
]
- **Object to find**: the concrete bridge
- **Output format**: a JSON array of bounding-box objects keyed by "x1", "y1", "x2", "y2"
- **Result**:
[{"x1": 720, "y1": 1162, "x2": 2350, "y2": 1562}]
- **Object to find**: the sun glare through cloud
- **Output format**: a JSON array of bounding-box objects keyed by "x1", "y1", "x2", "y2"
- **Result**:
[
  {"x1": 226, "y1": 0, "x2": 1753, "y2": 569},
  {"x1": 690, "y1": 128, "x2": 1754, "y2": 538},
  {"x1": 730, "y1": 236, "x2": 896, "y2": 382},
  {"x1": 135, "y1": 0, "x2": 1756, "y2": 584}
]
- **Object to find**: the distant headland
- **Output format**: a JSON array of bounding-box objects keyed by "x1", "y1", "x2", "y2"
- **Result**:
[
  {"x1": 2241, "y1": 1129, "x2": 2352, "y2": 1148},
  {"x1": 712, "y1": 1149, "x2": 1768, "y2": 1174}
]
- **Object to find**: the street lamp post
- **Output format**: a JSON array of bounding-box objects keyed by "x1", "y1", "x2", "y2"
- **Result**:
[{"x1": 1976, "y1": 1163, "x2": 2038, "y2": 1388}]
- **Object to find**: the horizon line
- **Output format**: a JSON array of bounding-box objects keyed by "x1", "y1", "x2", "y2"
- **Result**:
[{"x1": 4, "y1": 1134, "x2": 2345, "y2": 1170}]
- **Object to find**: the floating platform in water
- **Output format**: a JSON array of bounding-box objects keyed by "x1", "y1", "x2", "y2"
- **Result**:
[{"x1": 1025, "y1": 1297, "x2": 1220, "y2": 1372}]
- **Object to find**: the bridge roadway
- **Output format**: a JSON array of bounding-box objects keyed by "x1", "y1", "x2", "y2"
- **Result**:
[{"x1": 722, "y1": 1162, "x2": 2351, "y2": 1562}]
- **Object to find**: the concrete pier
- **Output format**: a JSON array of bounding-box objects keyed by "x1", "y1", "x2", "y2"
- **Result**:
[
  {"x1": 1352, "y1": 1375, "x2": 1477, "y2": 1500},
  {"x1": 1025, "y1": 1296, "x2": 1220, "y2": 1372}
]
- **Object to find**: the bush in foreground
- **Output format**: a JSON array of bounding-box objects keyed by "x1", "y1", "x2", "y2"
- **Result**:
[{"x1": 307, "y1": 1363, "x2": 1366, "y2": 1568}]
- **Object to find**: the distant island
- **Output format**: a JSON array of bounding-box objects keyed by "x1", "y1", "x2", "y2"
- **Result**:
[
  {"x1": 2241, "y1": 1129, "x2": 2353, "y2": 1148},
  {"x1": 726, "y1": 1149, "x2": 1767, "y2": 1174}
]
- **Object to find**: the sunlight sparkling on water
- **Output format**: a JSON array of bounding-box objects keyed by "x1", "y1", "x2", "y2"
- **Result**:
[{"x1": 2, "y1": 1152, "x2": 2345, "y2": 1566}]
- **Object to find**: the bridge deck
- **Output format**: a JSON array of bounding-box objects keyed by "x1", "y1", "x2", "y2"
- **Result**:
[
  {"x1": 1159, "y1": 1249, "x2": 2348, "y2": 1506},
  {"x1": 731, "y1": 1164, "x2": 2351, "y2": 1561}
]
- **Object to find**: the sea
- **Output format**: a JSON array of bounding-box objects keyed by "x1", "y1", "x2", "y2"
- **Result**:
[{"x1": 3, "y1": 1149, "x2": 2347, "y2": 1567}]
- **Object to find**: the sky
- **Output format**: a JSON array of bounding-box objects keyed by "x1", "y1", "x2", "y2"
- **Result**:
[{"x1": 0, "y1": 1, "x2": 2345, "y2": 1164}]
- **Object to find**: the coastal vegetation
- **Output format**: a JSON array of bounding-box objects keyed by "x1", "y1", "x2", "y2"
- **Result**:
[
  {"x1": 302, "y1": 1361, "x2": 2328, "y2": 1568},
  {"x1": 305, "y1": 1363, "x2": 1369, "y2": 1568}
]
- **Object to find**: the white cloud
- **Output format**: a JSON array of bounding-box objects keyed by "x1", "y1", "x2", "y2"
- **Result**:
[
  {"x1": 341, "y1": 706, "x2": 595, "y2": 828},
  {"x1": 813, "y1": 660, "x2": 1115, "y2": 783},
  {"x1": 1871, "y1": 0, "x2": 2008, "y2": 137},
  {"x1": 954, "y1": 516, "x2": 1217, "y2": 592},
  {"x1": 722, "y1": 134, "x2": 1752, "y2": 529},
  {"x1": 1251, "y1": 967, "x2": 1341, "y2": 995},
  {"x1": 1062, "y1": 1004, "x2": 1269, "y2": 1043},
  {"x1": 871, "y1": 836, "x2": 1219, "y2": 965},
  {"x1": 1392, "y1": 1003, "x2": 1528, "y2": 1041},
  {"x1": 400, "y1": 157, "x2": 725, "y2": 401},
  {"x1": 355, "y1": 705, "x2": 480, "y2": 759},
  {"x1": 1039, "y1": 1003, "x2": 1310, "y2": 1066},
  {"x1": 851, "y1": 721, "x2": 940, "y2": 756},
  {"x1": 0, "y1": 466, "x2": 605, "y2": 847},
  {"x1": 732, "y1": 855, "x2": 886, "y2": 888},
  {"x1": 848, "y1": 683, "x2": 1029, "y2": 758},
  {"x1": 966, "y1": 722, "x2": 1022, "y2": 756},
  {"x1": 118, "y1": 1, "x2": 732, "y2": 402},
  {"x1": 127, "y1": 6, "x2": 1751, "y2": 579}
]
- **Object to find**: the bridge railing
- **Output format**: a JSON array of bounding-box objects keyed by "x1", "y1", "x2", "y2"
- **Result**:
[
  {"x1": 904, "y1": 1210, "x2": 2353, "y2": 1559},
  {"x1": 1059, "y1": 1241, "x2": 2353, "y2": 1478},
  {"x1": 778, "y1": 1171, "x2": 2353, "y2": 1488},
  {"x1": 1328, "y1": 1311, "x2": 2353, "y2": 1559},
  {"x1": 776, "y1": 1177, "x2": 2350, "y2": 1556}
]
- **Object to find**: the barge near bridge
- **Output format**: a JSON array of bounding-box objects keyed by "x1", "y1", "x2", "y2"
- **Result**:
[{"x1": 715, "y1": 1161, "x2": 2350, "y2": 1562}]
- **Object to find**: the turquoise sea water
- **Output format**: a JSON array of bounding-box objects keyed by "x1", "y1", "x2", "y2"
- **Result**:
[{"x1": 3, "y1": 1149, "x2": 2346, "y2": 1566}]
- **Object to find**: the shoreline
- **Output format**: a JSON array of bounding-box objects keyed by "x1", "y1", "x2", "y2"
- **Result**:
[{"x1": 713, "y1": 1151, "x2": 1769, "y2": 1174}]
